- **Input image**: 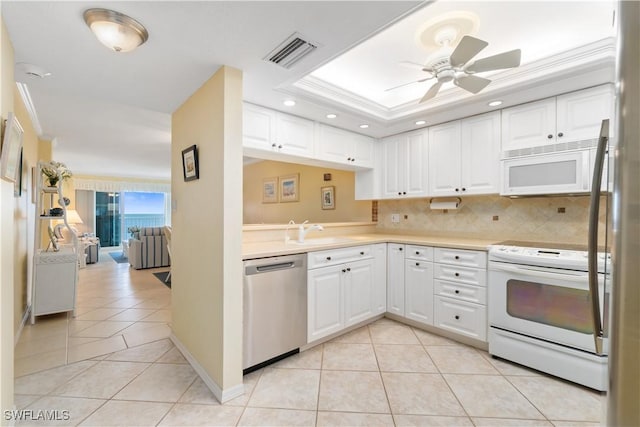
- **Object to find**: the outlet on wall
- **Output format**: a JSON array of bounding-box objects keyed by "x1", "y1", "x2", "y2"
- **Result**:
[{"x1": 391, "y1": 213, "x2": 400, "y2": 223}]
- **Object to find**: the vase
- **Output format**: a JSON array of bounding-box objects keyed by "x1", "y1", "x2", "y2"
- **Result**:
[{"x1": 47, "y1": 177, "x2": 59, "y2": 187}]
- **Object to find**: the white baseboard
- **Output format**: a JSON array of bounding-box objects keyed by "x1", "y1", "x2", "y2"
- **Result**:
[
  {"x1": 169, "y1": 333, "x2": 244, "y2": 403},
  {"x1": 14, "y1": 306, "x2": 31, "y2": 346}
]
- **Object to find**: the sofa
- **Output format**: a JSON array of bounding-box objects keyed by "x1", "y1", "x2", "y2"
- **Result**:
[{"x1": 128, "y1": 227, "x2": 171, "y2": 269}]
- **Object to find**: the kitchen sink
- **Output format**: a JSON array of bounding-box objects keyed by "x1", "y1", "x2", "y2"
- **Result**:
[{"x1": 289, "y1": 237, "x2": 355, "y2": 245}]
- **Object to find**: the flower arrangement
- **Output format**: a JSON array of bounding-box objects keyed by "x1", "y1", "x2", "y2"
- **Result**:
[
  {"x1": 128, "y1": 226, "x2": 140, "y2": 238},
  {"x1": 42, "y1": 161, "x2": 72, "y2": 187}
]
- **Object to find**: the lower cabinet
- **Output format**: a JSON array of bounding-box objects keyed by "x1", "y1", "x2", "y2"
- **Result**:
[
  {"x1": 307, "y1": 244, "x2": 386, "y2": 343},
  {"x1": 404, "y1": 259, "x2": 434, "y2": 325},
  {"x1": 434, "y1": 296, "x2": 487, "y2": 341},
  {"x1": 386, "y1": 244, "x2": 405, "y2": 316}
]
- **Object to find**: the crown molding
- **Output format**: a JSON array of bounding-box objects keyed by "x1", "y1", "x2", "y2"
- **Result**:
[{"x1": 16, "y1": 82, "x2": 43, "y2": 136}]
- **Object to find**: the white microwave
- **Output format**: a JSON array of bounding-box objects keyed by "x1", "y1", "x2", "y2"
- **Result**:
[{"x1": 501, "y1": 150, "x2": 592, "y2": 196}]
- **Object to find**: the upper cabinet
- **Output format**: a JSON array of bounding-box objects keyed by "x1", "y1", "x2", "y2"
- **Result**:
[
  {"x1": 316, "y1": 124, "x2": 374, "y2": 169},
  {"x1": 243, "y1": 103, "x2": 315, "y2": 159},
  {"x1": 380, "y1": 129, "x2": 429, "y2": 199},
  {"x1": 501, "y1": 85, "x2": 614, "y2": 153},
  {"x1": 429, "y1": 111, "x2": 500, "y2": 197}
]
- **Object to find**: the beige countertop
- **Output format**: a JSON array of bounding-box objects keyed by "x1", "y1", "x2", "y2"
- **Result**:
[{"x1": 242, "y1": 233, "x2": 499, "y2": 259}]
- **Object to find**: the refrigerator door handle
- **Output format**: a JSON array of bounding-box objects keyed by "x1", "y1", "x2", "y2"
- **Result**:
[{"x1": 588, "y1": 118, "x2": 609, "y2": 355}]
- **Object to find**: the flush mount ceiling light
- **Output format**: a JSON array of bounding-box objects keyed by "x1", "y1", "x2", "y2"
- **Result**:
[
  {"x1": 415, "y1": 120, "x2": 426, "y2": 125},
  {"x1": 83, "y1": 8, "x2": 149, "y2": 52},
  {"x1": 488, "y1": 100, "x2": 503, "y2": 107},
  {"x1": 359, "y1": 124, "x2": 369, "y2": 129},
  {"x1": 283, "y1": 100, "x2": 296, "y2": 107},
  {"x1": 326, "y1": 113, "x2": 337, "y2": 119}
]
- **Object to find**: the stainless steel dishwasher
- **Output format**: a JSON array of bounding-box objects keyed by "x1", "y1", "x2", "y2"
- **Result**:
[{"x1": 243, "y1": 253, "x2": 307, "y2": 371}]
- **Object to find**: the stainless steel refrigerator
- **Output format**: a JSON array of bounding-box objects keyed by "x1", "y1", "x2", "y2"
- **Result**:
[{"x1": 602, "y1": 1, "x2": 639, "y2": 424}]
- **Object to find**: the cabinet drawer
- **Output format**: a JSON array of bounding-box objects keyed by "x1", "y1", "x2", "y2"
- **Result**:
[
  {"x1": 434, "y1": 279, "x2": 487, "y2": 305},
  {"x1": 405, "y1": 245, "x2": 433, "y2": 261},
  {"x1": 308, "y1": 245, "x2": 372, "y2": 269},
  {"x1": 434, "y1": 296, "x2": 487, "y2": 341},
  {"x1": 434, "y1": 264, "x2": 486, "y2": 287},
  {"x1": 434, "y1": 247, "x2": 486, "y2": 268}
]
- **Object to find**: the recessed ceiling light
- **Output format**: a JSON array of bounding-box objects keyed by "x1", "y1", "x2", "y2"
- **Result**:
[
  {"x1": 359, "y1": 124, "x2": 369, "y2": 129},
  {"x1": 415, "y1": 120, "x2": 426, "y2": 125},
  {"x1": 283, "y1": 100, "x2": 296, "y2": 107},
  {"x1": 326, "y1": 113, "x2": 337, "y2": 119},
  {"x1": 488, "y1": 100, "x2": 503, "y2": 107}
]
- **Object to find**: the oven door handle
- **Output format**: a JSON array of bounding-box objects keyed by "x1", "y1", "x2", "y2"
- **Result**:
[{"x1": 490, "y1": 263, "x2": 589, "y2": 283}]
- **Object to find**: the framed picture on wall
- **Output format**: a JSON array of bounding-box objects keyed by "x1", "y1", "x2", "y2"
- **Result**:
[
  {"x1": 262, "y1": 177, "x2": 278, "y2": 203},
  {"x1": 182, "y1": 145, "x2": 199, "y2": 182},
  {"x1": 279, "y1": 174, "x2": 299, "y2": 203},
  {"x1": 321, "y1": 186, "x2": 335, "y2": 210},
  {"x1": 0, "y1": 112, "x2": 24, "y2": 184}
]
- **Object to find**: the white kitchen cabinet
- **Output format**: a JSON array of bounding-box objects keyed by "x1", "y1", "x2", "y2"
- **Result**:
[
  {"x1": 380, "y1": 130, "x2": 428, "y2": 199},
  {"x1": 316, "y1": 124, "x2": 374, "y2": 169},
  {"x1": 372, "y1": 243, "x2": 387, "y2": 315},
  {"x1": 243, "y1": 103, "x2": 315, "y2": 159},
  {"x1": 308, "y1": 265, "x2": 344, "y2": 342},
  {"x1": 502, "y1": 84, "x2": 613, "y2": 153},
  {"x1": 386, "y1": 244, "x2": 405, "y2": 316},
  {"x1": 433, "y1": 247, "x2": 487, "y2": 341},
  {"x1": 429, "y1": 112, "x2": 500, "y2": 197},
  {"x1": 308, "y1": 245, "x2": 379, "y2": 342},
  {"x1": 404, "y1": 258, "x2": 434, "y2": 326}
]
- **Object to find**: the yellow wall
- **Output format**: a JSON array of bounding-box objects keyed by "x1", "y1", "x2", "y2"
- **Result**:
[
  {"x1": 243, "y1": 160, "x2": 371, "y2": 224},
  {"x1": 171, "y1": 66, "x2": 243, "y2": 397},
  {"x1": 0, "y1": 15, "x2": 15, "y2": 420}
]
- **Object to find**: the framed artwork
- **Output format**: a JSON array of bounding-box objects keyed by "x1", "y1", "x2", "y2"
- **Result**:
[
  {"x1": 0, "y1": 112, "x2": 24, "y2": 183},
  {"x1": 321, "y1": 186, "x2": 335, "y2": 210},
  {"x1": 31, "y1": 166, "x2": 36, "y2": 204},
  {"x1": 279, "y1": 173, "x2": 299, "y2": 203},
  {"x1": 14, "y1": 148, "x2": 23, "y2": 197},
  {"x1": 262, "y1": 177, "x2": 278, "y2": 203},
  {"x1": 181, "y1": 145, "x2": 199, "y2": 182}
]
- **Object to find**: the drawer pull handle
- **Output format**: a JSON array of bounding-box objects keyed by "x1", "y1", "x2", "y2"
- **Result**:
[
  {"x1": 360, "y1": 251, "x2": 365, "y2": 255},
  {"x1": 399, "y1": 247, "x2": 403, "y2": 251},
  {"x1": 342, "y1": 269, "x2": 346, "y2": 273},
  {"x1": 326, "y1": 256, "x2": 332, "y2": 261},
  {"x1": 455, "y1": 290, "x2": 460, "y2": 294},
  {"x1": 346, "y1": 267, "x2": 351, "y2": 272},
  {"x1": 454, "y1": 255, "x2": 460, "y2": 260},
  {"x1": 416, "y1": 262, "x2": 420, "y2": 266},
  {"x1": 455, "y1": 272, "x2": 460, "y2": 277},
  {"x1": 455, "y1": 315, "x2": 460, "y2": 320}
]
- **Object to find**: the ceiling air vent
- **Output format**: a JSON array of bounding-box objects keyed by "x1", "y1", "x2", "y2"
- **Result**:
[{"x1": 264, "y1": 32, "x2": 319, "y2": 69}]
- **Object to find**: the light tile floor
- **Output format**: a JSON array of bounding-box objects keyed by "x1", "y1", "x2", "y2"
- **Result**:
[{"x1": 14, "y1": 251, "x2": 605, "y2": 426}]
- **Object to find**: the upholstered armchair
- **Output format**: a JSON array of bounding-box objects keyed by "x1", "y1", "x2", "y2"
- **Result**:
[{"x1": 128, "y1": 227, "x2": 171, "y2": 269}]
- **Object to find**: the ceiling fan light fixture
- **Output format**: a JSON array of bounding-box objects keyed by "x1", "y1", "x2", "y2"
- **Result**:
[{"x1": 83, "y1": 8, "x2": 149, "y2": 52}]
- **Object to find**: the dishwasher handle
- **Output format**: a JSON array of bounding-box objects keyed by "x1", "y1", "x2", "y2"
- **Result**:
[{"x1": 245, "y1": 258, "x2": 304, "y2": 275}]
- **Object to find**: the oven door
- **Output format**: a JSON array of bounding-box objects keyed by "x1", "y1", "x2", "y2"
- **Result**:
[{"x1": 489, "y1": 261, "x2": 605, "y2": 353}]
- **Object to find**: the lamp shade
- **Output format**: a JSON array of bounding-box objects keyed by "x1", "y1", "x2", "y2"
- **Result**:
[
  {"x1": 65, "y1": 209, "x2": 84, "y2": 225},
  {"x1": 83, "y1": 8, "x2": 149, "y2": 52}
]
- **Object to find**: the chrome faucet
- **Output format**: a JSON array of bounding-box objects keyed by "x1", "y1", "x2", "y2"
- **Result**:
[{"x1": 298, "y1": 220, "x2": 324, "y2": 243}]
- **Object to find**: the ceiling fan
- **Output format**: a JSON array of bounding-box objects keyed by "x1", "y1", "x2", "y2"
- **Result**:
[{"x1": 388, "y1": 32, "x2": 522, "y2": 103}]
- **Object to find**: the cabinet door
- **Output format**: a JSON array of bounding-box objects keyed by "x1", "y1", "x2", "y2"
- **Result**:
[
  {"x1": 316, "y1": 124, "x2": 351, "y2": 164},
  {"x1": 275, "y1": 113, "x2": 315, "y2": 158},
  {"x1": 404, "y1": 259, "x2": 434, "y2": 325},
  {"x1": 351, "y1": 133, "x2": 374, "y2": 168},
  {"x1": 404, "y1": 130, "x2": 429, "y2": 198},
  {"x1": 461, "y1": 111, "x2": 501, "y2": 195},
  {"x1": 380, "y1": 136, "x2": 404, "y2": 198},
  {"x1": 434, "y1": 296, "x2": 487, "y2": 341},
  {"x1": 556, "y1": 85, "x2": 614, "y2": 143},
  {"x1": 308, "y1": 265, "x2": 343, "y2": 342},
  {"x1": 501, "y1": 97, "x2": 556, "y2": 152},
  {"x1": 243, "y1": 103, "x2": 276, "y2": 150},
  {"x1": 372, "y1": 243, "x2": 387, "y2": 315},
  {"x1": 428, "y1": 121, "x2": 461, "y2": 196},
  {"x1": 344, "y1": 259, "x2": 375, "y2": 327},
  {"x1": 386, "y1": 244, "x2": 405, "y2": 316}
]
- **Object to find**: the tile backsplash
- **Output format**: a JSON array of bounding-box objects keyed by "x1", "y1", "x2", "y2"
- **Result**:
[{"x1": 377, "y1": 195, "x2": 606, "y2": 245}]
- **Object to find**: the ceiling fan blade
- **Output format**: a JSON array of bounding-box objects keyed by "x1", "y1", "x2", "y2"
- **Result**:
[
  {"x1": 450, "y1": 35, "x2": 489, "y2": 67},
  {"x1": 419, "y1": 81, "x2": 443, "y2": 103},
  {"x1": 454, "y1": 75, "x2": 491, "y2": 94},
  {"x1": 384, "y1": 76, "x2": 434, "y2": 92},
  {"x1": 465, "y1": 49, "x2": 522, "y2": 73}
]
